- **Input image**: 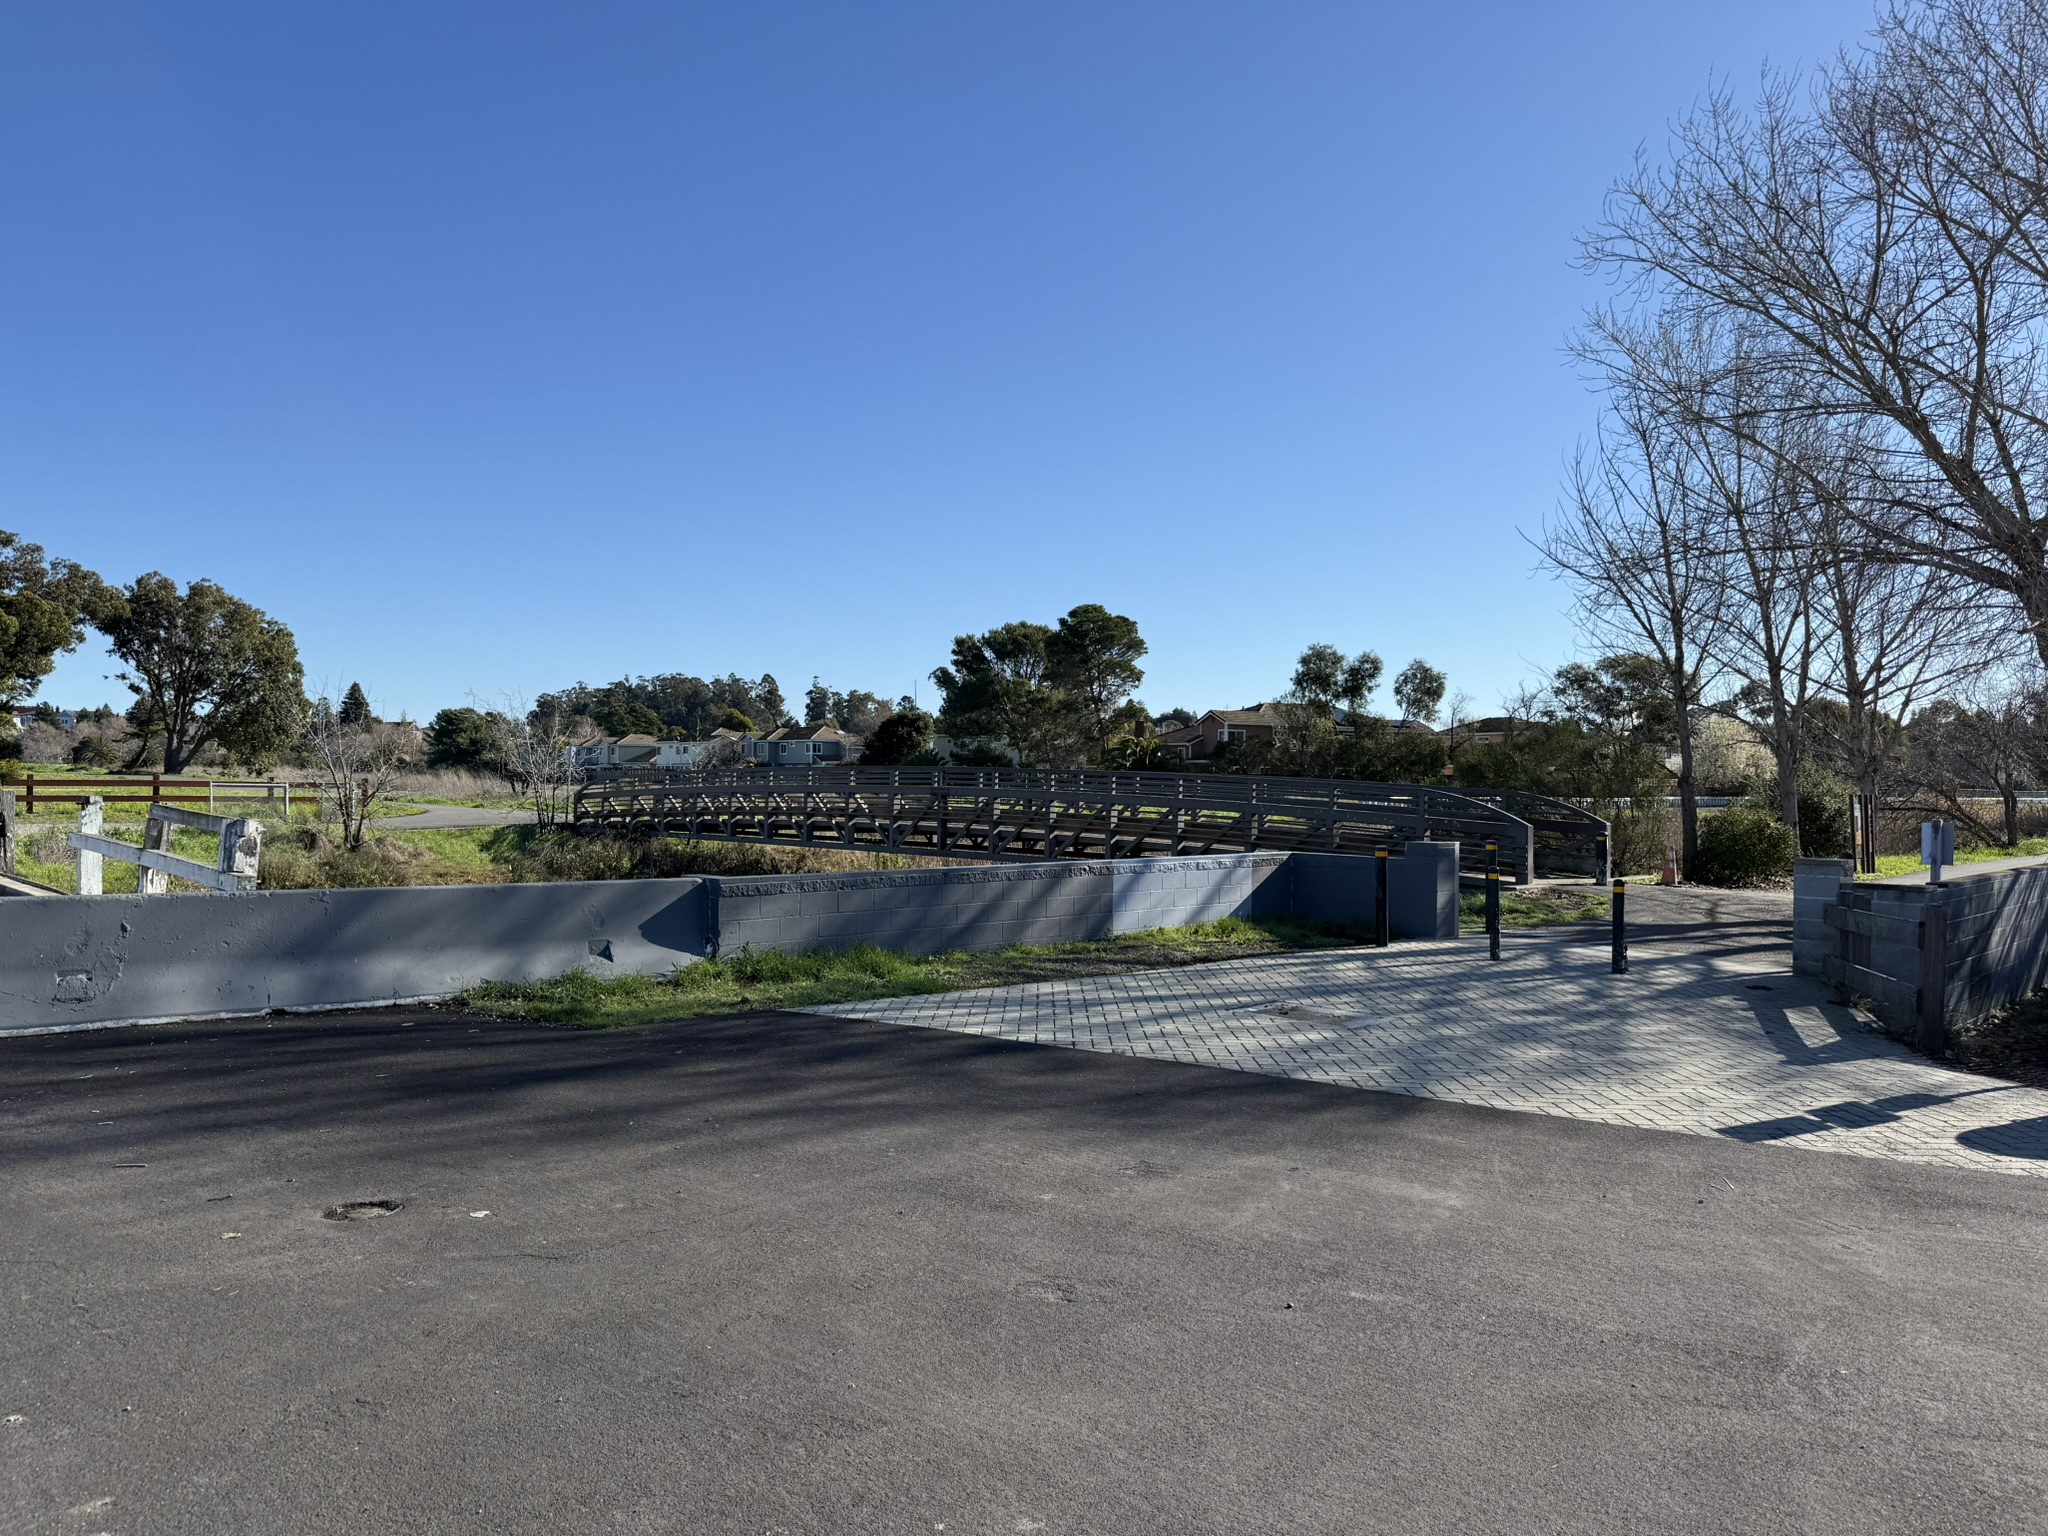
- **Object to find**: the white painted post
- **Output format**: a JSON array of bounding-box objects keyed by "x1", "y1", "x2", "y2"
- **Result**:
[
  {"x1": 217, "y1": 816, "x2": 262, "y2": 892},
  {"x1": 77, "y1": 797, "x2": 105, "y2": 895}
]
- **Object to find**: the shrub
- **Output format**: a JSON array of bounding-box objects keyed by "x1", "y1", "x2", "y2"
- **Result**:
[
  {"x1": 1608, "y1": 805, "x2": 1675, "y2": 876},
  {"x1": 861, "y1": 708, "x2": 933, "y2": 766},
  {"x1": 1691, "y1": 807, "x2": 1795, "y2": 886}
]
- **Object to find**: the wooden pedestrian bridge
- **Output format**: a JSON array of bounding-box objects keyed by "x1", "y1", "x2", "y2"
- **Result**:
[{"x1": 572, "y1": 766, "x2": 1609, "y2": 884}]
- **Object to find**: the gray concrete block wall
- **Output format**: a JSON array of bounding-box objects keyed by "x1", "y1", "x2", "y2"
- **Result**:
[
  {"x1": 1287, "y1": 848, "x2": 1458, "y2": 939},
  {"x1": 1393, "y1": 842, "x2": 1461, "y2": 941},
  {"x1": 1941, "y1": 864, "x2": 2048, "y2": 1026},
  {"x1": 1110, "y1": 854, "x2": 1291, "y2": 934},
  {"x1": 1793, "y1": 858, "x2": 1853, "y2": 978},
  {"x1": 1815, "y1": 857, "x2": 2048, "y2": 1038}
]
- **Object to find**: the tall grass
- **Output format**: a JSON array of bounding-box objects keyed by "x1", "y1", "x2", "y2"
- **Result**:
[{"x1": 465, "y1": 916, "x2": 1363, "y2": 1026}]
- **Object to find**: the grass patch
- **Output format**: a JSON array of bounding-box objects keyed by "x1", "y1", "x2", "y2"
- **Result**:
[
  {"x1": 1459, "y1": 886, "x2": 1608, "y2": 933},
  {"x1": 1868, "y1": 838, "x2": 2048, "y2": 879},
  {"x1": 464, "y1": 915, "x2": 1373, "y2": 1027}
]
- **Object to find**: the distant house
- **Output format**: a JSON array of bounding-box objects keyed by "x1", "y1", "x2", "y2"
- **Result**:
[
  {"x1": 1443, "y1": 716, "x2": 1533, "y2": 751},
  {"x1": 1158, "y1": 705, "x2": 1286, "y2": 762},
  {"x1": 10, "y1": 705, "x2": 76, "y2": 732},
  {"x1": 570, "y1": 734, "x2": 722, "y2": 770},
  {"x1": 744, "y1": 723, "x2": 859, "y2": 766}
]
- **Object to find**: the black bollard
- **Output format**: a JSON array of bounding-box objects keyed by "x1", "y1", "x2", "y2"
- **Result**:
[
  {"x1": 1485, "y1": 839, "x2": 1502, "y2": 961},
  {"x1": 1374, "y1": 847, "x2": 1390, "y2": 948},
  {"x1": 1595, "y1": 831, "x2": 1609, "y2": 887},
  {"x1": 1610, "y1": 878, "x2": 1628, "y2": 975}
]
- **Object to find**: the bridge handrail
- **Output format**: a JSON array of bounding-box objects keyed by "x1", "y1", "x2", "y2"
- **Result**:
[
  {"x1": 582, "y1": 764, "x2": 1524, "y2": 827},
  {"x1": 578, "y1": 764, "x2": 1541, "y2": 875}
]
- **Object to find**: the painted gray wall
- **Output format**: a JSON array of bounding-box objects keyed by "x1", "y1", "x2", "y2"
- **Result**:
[
  {"x1": 709, "y1": 861, "x2": 1117, "y2": 957},
  {"x1": 1817, "y1": 857, "x2": 2048, "y2": 1041},
  {"x1": 1793, "y1": 858, "x2": 1852, "y2": 978},
  {"x1": 4, "y1": 849, "x2": 1462, "y2": 1032},
  {"x1": 13, "y1": 880, "x2": 711, "y2": 1031}
]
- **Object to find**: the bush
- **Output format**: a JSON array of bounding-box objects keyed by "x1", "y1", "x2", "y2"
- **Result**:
[
  {"x1": 1691, "y1": 807, "x2": 1795, "y2": 886},
  {"x1": 861, "y1": 709, "x2": 932, "y2": 766},
  {"x1": 71, "y1": 734, "x2": 119, "y2": 768},
  {"x1": 1609, "y1": 805, "x2": 1675, "y2": 877},
  {"x1": 1742, "y1": 762, "x2": 1851, "y2": 857}
]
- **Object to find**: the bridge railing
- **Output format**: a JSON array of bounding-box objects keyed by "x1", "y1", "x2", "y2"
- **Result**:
[
  {"x1": 1453, "y1": 787, "x2": 1611, "y2": 881},
  {"x1": 576, "y1": 765, "x2": 1555, "y2": 881}
]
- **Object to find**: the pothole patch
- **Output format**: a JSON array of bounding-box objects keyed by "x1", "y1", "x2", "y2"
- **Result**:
[
  {"x1": 1252, "y1": 1002, "x2": 1359, "y2": 1025},
  {"x1": 322, "y1": 1200, "x2": 403, "y2": 1222}
]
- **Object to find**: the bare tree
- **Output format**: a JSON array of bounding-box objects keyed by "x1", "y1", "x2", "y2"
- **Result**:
[
  {"x1": 493, "y1": 699, "x2": 587, "y2": 829},
  {"x1": 305, "y1": 695, "x2": 411, "y2": 852},
  {"x1": 1541, "y1": 378, "x2": 1726, "y2": 866},
  {"x1": 1904, "y1": 679, "x2": 2045, "y2": 845},
  {"x1": 1585, "y1": 3, "x2": 2048, "y2": 667}
]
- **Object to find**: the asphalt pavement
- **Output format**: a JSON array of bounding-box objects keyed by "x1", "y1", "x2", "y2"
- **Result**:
[{"x1": 3, "y1": 1004, "x2": 2045, "y2": 1534}]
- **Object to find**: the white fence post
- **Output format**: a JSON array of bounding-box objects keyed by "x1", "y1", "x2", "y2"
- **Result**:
[
  {"x1": 217, "y1": 817, "x2": 262, "y2": 892},
  {"x1": 77, "y1": 797, "x2": 105, "y2": 895}
]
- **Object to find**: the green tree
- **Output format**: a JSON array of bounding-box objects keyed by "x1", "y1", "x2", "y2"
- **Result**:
[
  {"x1": 1044, "y1": 604, "x2": 1147, "y2": 757},
  {"x1": 424, "y1": 707, "x2": 506, "y2": 769},
  {"x1": 1393, "y1": 660, "x2": 1447, "y2": 724},
  {"x1": 860, "y1": 708, "x2": 934, "y2": 765},
  {"x1": 718, "y1": 709, "x2": 756, "y2": 735},
  {"x1": 593, "y1": 698, "x2": 664, "y2": 737},
  {"x1": 0, "y1": 530, "x2": 105, "y2": 708},
  {"x1": 805, "y1": 677, "x2": 834, "y2": 726},
  {"x1": 931, "y1": 604, "x2": 1148, "y2": 766},
  {"x1": 93, "y1": 573, "x2": 307, "y2": 775},
  {"x1": 339, "y1": 681, "x2": 373, "y2": 728},
  {"x1": 931, "y1": 620, "x2": 1063, "y2": 763}
]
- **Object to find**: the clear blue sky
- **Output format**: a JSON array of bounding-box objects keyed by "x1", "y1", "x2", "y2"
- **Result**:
[{"x1": 10, "y1": 0, "x2": 1876, "y2": 724}]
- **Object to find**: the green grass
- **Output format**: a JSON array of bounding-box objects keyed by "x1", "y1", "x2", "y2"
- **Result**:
[
  {"x1": 1867, "y1": 838, "x2": 2048, "y2": 879},
  {"x1": 465, "y1": 916, "x2": 1374, "y2": 1027},
  {"x1": 1458, "y1": 886, "x2": 1608, "y2": 933}
]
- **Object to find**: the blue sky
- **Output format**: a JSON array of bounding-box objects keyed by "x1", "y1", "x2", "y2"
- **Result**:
[{"x1": 10, "y1": 0, "x2": 1876, "y2": 724}]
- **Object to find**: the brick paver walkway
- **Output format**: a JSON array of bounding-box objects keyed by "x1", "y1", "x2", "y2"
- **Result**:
[{"x1": 810, "y1": 931, "x2": 2048, "y2": 1178}]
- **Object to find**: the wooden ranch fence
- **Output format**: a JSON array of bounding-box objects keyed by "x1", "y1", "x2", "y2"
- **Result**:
[{"x1": 11, "y1": 775, "x2": 326, "y2": 815}]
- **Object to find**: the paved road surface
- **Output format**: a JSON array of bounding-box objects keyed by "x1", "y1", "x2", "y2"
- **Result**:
[
  {"x1": 4, "y1": 1007, "x2": 2045, "y2": 1533},
  {"x1": 372, "y1": 804, "x2": 538, "y2": 831}
]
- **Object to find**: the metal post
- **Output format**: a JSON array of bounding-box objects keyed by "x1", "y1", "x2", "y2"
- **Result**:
[
  {"x1": 1610, "y1": 879, "x2": 1628, "y2": 974},
  {"x1": 1594, "y1": 830, "x2": 1609, "y2": 887},
  {"x1": 1486, "y1": 839, "x2": 1502, "y2": 961},
  {"x1": 1375, "y1": 847, "x2": 1390, "y2": 947}
]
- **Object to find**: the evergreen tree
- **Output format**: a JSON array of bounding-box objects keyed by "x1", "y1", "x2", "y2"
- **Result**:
[{"x1": 339, "y1": 681, "x2": 373, "y2": 727}]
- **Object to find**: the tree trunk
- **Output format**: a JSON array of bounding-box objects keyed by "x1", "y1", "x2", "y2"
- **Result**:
[
  {"x1": 1675, "y1": 703, "x2": 1700, "y2": 870},
  {"x1": 2005, "y1": 786, "x2": 2021, "y2": 849},
  {"x1": 1775, "y1": 716, "x2": 1800, "y2": 836}
]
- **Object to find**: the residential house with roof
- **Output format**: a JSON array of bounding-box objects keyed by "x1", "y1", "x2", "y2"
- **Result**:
[
  {"x1": 1155, "y1": 705, "x2": 1287, "y2": 762},
  {"x1": 744, "y1": 723, "x2": 859, "y2": 766}
]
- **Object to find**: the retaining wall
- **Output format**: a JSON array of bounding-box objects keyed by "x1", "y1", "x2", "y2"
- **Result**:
[
  {"x1": 4, "y1": 848, "x2": 1461, "y2": 1033},
  {"x1": 1815, "y1": 857, "x2": 2048, "y2": 1049}
]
